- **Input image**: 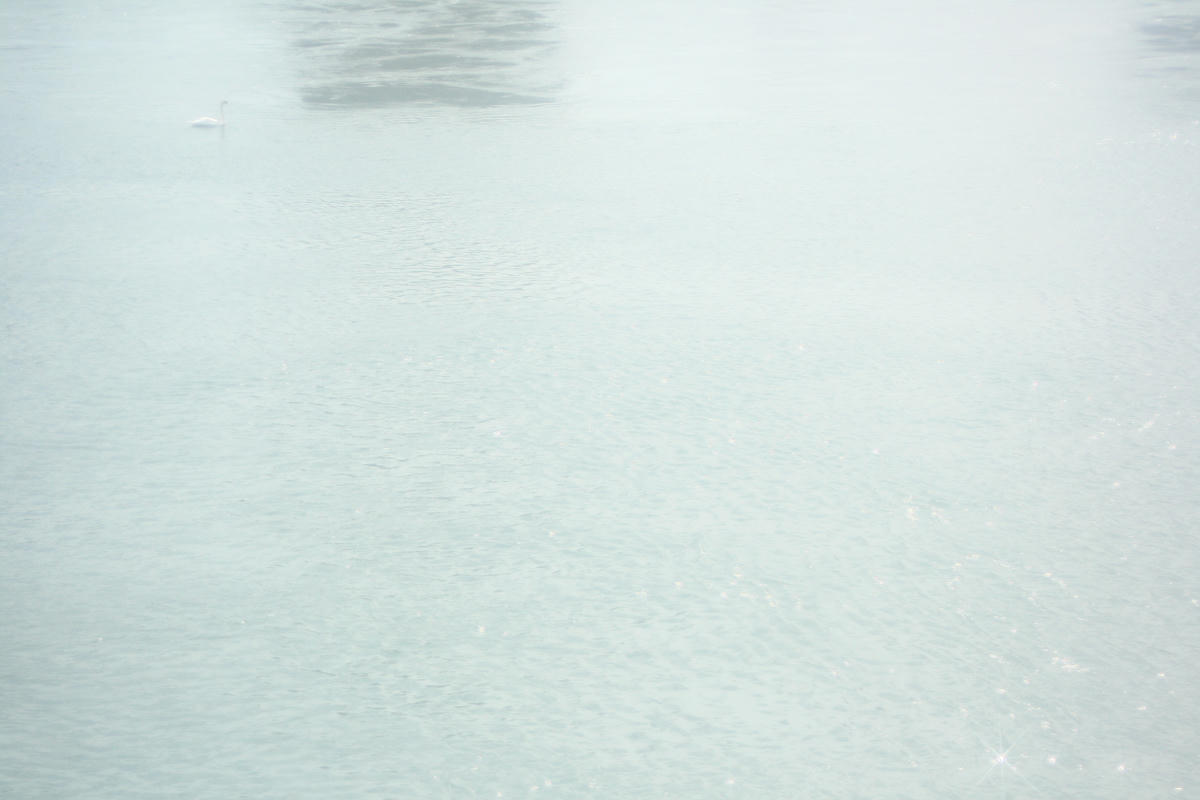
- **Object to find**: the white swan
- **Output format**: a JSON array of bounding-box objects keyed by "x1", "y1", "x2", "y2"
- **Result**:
[{"x1": 190, "y1": 101, "x2": 227, "y2": 127}]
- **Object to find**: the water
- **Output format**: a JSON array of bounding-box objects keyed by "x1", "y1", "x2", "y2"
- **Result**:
[{"x1": 2, "y1": 0, "x2": 1199, "y2": 797}]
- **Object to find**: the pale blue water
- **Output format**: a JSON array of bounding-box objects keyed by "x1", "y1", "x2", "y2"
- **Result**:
[{"x1": 2, "y1": 0, "x2": 1199, "y2": 797}]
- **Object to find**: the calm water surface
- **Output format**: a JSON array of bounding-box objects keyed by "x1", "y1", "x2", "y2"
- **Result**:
[{"x1": 2, "y1": 0, "x2": 1199, "y2": 797}]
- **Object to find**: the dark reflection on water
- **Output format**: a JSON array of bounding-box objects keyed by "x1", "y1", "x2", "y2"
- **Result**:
[
  {"x1": 1142, "y1": 12, "x2": 1200, "y2": 52},
  {"x1": 1138, "y1": 5, "x2": 1200, "y2": 105},
  {"x1": 293, "y1": 0, "x2": 558, "y2": 107}
]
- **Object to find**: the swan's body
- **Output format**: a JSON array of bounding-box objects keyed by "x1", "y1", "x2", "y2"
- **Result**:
[{"x1": 190, "y1": 101, "x2": 227, "y2": 128}]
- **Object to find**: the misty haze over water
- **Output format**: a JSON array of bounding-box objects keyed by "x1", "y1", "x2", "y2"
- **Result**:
[{"x1": 2, "y1": 0, "x2": 1199, "y2": 797}]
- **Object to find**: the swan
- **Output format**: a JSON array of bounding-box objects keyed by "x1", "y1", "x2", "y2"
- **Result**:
[{"x1": 190, "y1": 101, "x2": 227, "y2": 127}]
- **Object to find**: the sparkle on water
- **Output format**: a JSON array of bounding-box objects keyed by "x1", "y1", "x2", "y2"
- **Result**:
[{"x1": 2, "y1": 0, "x2": 1199, "y2": 798}]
